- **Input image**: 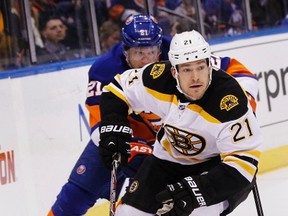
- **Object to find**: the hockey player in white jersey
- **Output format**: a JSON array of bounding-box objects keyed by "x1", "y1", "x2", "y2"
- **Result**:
[{"x1": 98, "y1": 30, "x2": 263, "y2": 216}]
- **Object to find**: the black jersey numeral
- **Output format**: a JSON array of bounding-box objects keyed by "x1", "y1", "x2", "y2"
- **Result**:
[
  {"x1": 184, "y1": 39, "x2": 192, "y2": 45},
  {"x1": 128, "y1": 75, "x2": 138, "y2": 85},
  {"x1": 231, "y1": 118, "x2": 253, "y2": 143}
]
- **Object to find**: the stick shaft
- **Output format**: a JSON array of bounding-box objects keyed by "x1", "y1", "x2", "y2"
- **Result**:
[
  {"x1": 110, "y1": 154, "x2": 121, "y2": 216},
  {"x1": 252, "y1": 182, "x2": 264, "y2": 216}
]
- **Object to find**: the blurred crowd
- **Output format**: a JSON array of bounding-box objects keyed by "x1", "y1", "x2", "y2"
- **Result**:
[{"x1": 0, "y1": 0, "x2": 288, "y2": 71}]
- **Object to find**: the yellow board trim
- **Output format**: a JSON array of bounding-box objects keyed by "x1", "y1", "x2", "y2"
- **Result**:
[
  {"x1": 258, "y1": 145, "x2": 288, "y2": 174},
  {"x1": 84, "y1": 145, "x2": 288, "y2": 215},
  {"x1": 85, "y1": 201, "x2": 109, "y2": 216}
]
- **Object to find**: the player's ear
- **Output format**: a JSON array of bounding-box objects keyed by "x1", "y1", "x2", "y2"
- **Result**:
[{"x1": 171, "y1": 66, "x2": 176, "y2": 78}]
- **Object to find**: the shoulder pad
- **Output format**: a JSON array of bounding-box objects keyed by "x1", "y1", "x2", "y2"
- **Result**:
[
  {"x1": 199, "y1": 70, "x2": 248, "y2": 122},
  {"x1": 142, "y1": 61, "x2": 176, "y2": 94}
]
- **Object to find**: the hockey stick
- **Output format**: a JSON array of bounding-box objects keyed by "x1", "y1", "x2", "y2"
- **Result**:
[
  {"x1": 252, "y1": 182, "x2": 264, "y2": 216},
  {"x1": 144, "y1": 0, "x2": 151, "y2": 15},
  {"x1": 110, "y1": 153, "x2": 121, "y2": 216}
]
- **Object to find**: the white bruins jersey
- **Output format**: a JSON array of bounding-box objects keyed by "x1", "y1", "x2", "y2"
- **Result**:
[{"x1": 102, "y1": 61, "x2": 263, "y2": 183}]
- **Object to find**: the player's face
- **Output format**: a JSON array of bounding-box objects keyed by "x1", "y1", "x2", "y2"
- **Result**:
[
  {"x1": 176, "y1": 59, "x2": 211, "y2": 101},
  {"x1": 42, "y1": 19, "x2": 67, "y2": 43},
  {"x1": 125, "y1": 46, "x2": 161, "y2": 68}
]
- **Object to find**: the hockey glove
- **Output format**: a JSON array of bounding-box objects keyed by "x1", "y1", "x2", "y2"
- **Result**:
[
  {"x1": 156, "y1": 176, "x2": 207, "y2": 216},
  {"x1": 99, "y1": 121, "x2": 132, "y2": 170}
]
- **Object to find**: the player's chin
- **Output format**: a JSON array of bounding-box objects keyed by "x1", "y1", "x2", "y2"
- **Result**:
[{"x1": 186, "y1": 90, "x2": 204, "y2": 100}]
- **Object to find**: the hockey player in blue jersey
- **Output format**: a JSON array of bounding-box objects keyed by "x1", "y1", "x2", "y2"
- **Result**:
[
  {"x1": 48, "y1": 14, "x2": 258, "y2": 216},
  {"x1": 48, "y1": 14, "x2": 169, "y2": 216}
]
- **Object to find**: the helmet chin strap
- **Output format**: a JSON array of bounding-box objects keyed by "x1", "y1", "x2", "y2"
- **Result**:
[{"x1": 174, "y1": 66, "x2": 213, "y2": 101}]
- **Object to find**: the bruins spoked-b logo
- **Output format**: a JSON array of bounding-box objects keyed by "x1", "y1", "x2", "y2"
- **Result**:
[
  {"x1": 128, "y1": 180, "x2": 139, "y2": 193},
  {"x1": 220, "y1": 94, "x2": 239, "y2": 111},
  {"x1": 150, "y1": 64, "x2": 165, "y2": 79},
  {"x1": 164, "y1": 125, "x2": 206, "y2": 155}
]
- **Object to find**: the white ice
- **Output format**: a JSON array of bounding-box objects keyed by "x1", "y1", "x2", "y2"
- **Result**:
[{"x1": 230, "y1": 167, "x2": 288, "y2": 216}]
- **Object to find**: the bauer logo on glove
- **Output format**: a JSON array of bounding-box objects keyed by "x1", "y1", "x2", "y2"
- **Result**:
[
  {"x1": 99, "y1": 121, "x2": 132, "y2": 169},
  {"x1": 100, "y1": 125, "x2": 132, "y2": 135}
]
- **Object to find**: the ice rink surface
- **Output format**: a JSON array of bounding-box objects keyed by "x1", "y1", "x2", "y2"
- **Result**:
[{"x1": 230, "y1": 167, "x2": 288, "y2": 216}]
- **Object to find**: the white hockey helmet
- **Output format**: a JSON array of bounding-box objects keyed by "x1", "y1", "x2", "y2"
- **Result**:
[{"x1": 168, "y1": 30, "x2": 211, "y2": 67}]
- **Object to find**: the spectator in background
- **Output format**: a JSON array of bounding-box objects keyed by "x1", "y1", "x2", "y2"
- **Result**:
[
  {"x1": 99, "y1": 20, "x2": 121, "y2": 54},
  {"x1": 226, "y1": 1, "x2": 244, "y2": 36},
  {"x1": 37, "y1": 16, "x2": 76, "y2": 64},
  {"x1": 95, "y1": 0, "x2": 109, "y2": 27},
  {"x1": 263, "y1": 0, "x2": 285, "y2": 26},
  {"x1": 32, "y1": 0, "x2": 82, "y2": 50},
  {"x1": 53, "y1": 0, "x2": 94, "y2": 58},
  {"x1": 0, "y1": 8, "x2": 6, "y2": 70},
  {"x1": 163, "y1": 0, "x2": 196, "y2": 36},
  {"x1": 202, "y1": 0, "x2": 237, "y2": 36},
  {"x1": 31, "y1": 0, "x2": 58, "y2": 29},
  {"x1": 0, "y1": 8, "x2": 3, "y2": 32},
  {"x1": 30, "y1": 0, "x2": 60, "y2": 49},
  {"x1": 170, "y1": 17, "x2": 196, "y2": 36},
  {"x1": 108, "y1": 0, "x2": 172, "y2": 35},
  {"x1": 169, "y1": 0, "x2": 196, "y2": 17},
  {"x1": 108, "y1": 0, "x2": 145, "y2": 22},
  {"x1": 249, "y1": 0, "x2": 267, "y2": 29},
  {"x1": 0, "y1": 0, "x2": 27, "y2": 70},
  {"x1": 250, "y1": 0, "x2": 286, "y2": 29},
  {"x1": 55, "y1": 0, "x2": 82, "y2": 50}
]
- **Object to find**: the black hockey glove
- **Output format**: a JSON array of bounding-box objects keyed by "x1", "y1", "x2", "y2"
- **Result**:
[
  {"x1": 156, "y1": 176, "x2": 207, "y2": 216},
  {"x1": 99, "y1": 120, "x2": 132, "y2": 170}
]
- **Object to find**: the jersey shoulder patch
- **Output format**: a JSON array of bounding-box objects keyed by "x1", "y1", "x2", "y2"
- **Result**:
[
  {"x1": 142, "y1": 61, "x2": 176, "y2": 94},
  {"x1": 199, "y1": 70, "x2": 248, "y2": 122}
]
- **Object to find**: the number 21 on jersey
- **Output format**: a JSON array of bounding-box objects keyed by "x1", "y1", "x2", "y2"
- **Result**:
[{"x1": 230, "y1": 118, "x2": 253, "y2": 143}]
